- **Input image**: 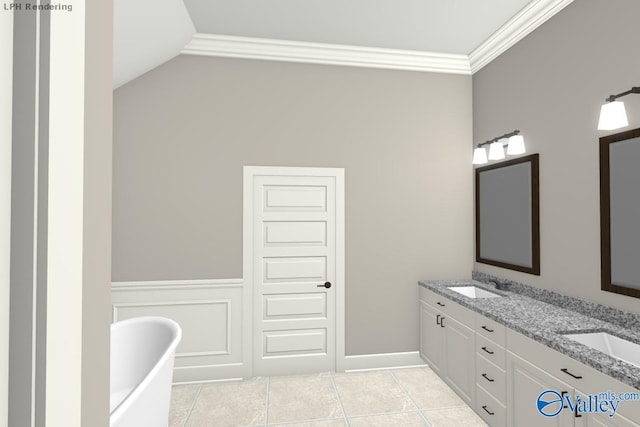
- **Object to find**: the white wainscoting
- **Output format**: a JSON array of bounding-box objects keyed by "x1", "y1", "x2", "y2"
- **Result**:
[
  {"x1": 111, "y1": 279, "x2": 248, "y2": 383},
  {"x1": 112, "y1": 279, "x2": 427, "y2": 382}
]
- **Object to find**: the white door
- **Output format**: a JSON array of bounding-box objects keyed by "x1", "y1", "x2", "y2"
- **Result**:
[{"x1": 244, "y1": 167, "x2": 344, "y2": 376}]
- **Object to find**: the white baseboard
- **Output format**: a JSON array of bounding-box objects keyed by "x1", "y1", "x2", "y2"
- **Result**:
[
  {"x1": 172, "y1": 352, "x2": 426, "y2": 384},
  {"x1": 173, "y1": 362, "x2": 248, "y2": 384},
  {"x1": 343, "y1": 351, "x2": 426, "y2": 372}
]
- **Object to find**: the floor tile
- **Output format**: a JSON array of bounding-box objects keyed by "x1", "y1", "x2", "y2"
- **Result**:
[
  {"x1": 422, "y1": 407, "x2": 488, "y2": 427},
  {"x1": 268, "y1": 419, "x2": 347, "y2": 427},
  {"x1": 332, "y1": 371, "x2": 416, "y2": 417},
  {"x1": 169, "y1": 384, "x2": 201, "y2": 427},
  {"x1": 348, "y1": 411, "x2": 429, "y2": 426},
  {"x1": 186, "y1": 377, "x2": 268, "y2": 427},
  {"x1": 268, "y1": 372, "x2": 343, "y2": 424},
  {"x1": 392, "y1": 367, "x2": 465, "y2": 409}
]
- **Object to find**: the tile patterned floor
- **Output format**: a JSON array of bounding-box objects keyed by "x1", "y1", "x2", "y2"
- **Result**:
[{"x1": 169, "y1": 367, "x2": 488, "y2": 427}]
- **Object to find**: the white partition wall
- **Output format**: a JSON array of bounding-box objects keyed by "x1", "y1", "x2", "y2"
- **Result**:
[{"x1": 7, "y1": 1, "x2": 113, "y2": 425}]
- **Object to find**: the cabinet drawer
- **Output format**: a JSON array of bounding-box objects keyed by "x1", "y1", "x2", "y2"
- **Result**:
[
  {"x1": 476, "y1": 385, "x2": 506, "y2": 427},
  {"x1": 419, "y1": 286, "x2": 438, "y2": 306},
  {"x1": 508, "y1": 329, "x2": 589, "y2": 389},
  {"x1": 419, "y1": 286, "x2": 474, "y2": 327},
  {"x1": 476, "y1": 353, "x2": 506, "y2": 404},
  {"x1": 476, "y1": 334, "x2": 506, "y2": 369},
  {"x1": 475, "y1": 313, "x2": 506, "y2": 347}
]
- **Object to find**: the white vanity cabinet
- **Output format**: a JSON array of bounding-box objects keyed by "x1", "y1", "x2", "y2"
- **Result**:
[
  {"x1": 418, "y1": 285, "x2": 640, "y2": 427},
  {"x1": 419, "y1": 287, "x2": 475, "y2": 405},
  {"x1": 475, "y1": 314, "x2": 507, "y2": 427},
  {"x1": 507, "y1": 329, "x2": 640, "y2": 427}
]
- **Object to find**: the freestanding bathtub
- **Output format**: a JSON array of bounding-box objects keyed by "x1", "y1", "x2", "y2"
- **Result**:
[{"x1": 110, "y1": 316, "x2": 182, "y2": 427}]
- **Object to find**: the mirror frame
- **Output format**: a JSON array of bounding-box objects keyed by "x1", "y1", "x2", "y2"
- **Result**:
[
  {"x1": 600, "y1": 127, "x2": 640, "y2": 299},
  {"x1": 475, "y1": 154, "x2": 540, "y2": 275}
]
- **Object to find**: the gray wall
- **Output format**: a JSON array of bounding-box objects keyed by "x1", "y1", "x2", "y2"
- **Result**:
[
  {"x1": 473, "y1": 0, "x2": 640, "y2": 314},
  {"x1": 82, "y1": 1, "x2": 113, "y2": 424},
  {"x1": 113, "y1": 56, "x2": 473, "y2": 355}
]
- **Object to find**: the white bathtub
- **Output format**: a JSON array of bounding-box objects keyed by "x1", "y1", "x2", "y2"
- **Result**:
[{"x1": 110, "y1": 316, "x2": 182, "y2": 427}]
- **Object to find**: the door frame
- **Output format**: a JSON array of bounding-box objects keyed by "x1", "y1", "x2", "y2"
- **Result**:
[{"x1": 243, "y1": 166, "x2": 346, "y2": 376}]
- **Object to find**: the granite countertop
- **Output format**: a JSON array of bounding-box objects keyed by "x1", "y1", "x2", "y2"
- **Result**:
[{"x1": 418, "y1": 278, "x2": 640, "y2": 390}]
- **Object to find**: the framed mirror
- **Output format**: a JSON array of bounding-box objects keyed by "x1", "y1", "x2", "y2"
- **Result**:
[
  {"x1": 475, "y1": 154, "x2": 540, "y2": 275},
  {"x1": 600, "y1": 127, "x2": 640, "y2": 298}
]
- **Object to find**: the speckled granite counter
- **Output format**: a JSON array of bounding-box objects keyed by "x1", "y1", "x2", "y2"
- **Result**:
[{"x1": 418, "y1": 276, "x2": 640, "y2": 390}]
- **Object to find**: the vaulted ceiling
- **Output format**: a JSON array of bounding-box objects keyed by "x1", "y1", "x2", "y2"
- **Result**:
[
  {"x1": 182, "y1": 0, "x2": 533, "y2": 54},
  {"x1": 113, "y1": 0, "x2": 574, "y2": 88}
]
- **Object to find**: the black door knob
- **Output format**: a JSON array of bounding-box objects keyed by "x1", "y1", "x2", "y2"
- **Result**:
[{"x1": 317, "y1": 281, "x2": 332, "y2": 289}]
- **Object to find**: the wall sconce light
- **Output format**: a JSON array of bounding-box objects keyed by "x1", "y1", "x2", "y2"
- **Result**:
[
  {"x1": 598, "y1": 86, "x2": 640, "y2": 130},
  {"x1": 472, "y1": 130, "x2": 525, "y2": 165}
]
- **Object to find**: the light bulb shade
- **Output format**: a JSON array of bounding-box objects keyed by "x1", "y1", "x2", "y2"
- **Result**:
[
  {"x1": 488, "y1": 141, "x2": 505, "y2": 160},
  {"x1": 507, "y1": 134, "x2": 526, "y2": 155},
  {"x1": 598, "y1": 101, "x2": 628, "y2": 130},
  {"x1": 472, "y1": 147, "x2": 488, "y2": 164}
]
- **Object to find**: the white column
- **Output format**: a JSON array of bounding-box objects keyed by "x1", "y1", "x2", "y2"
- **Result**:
[
  {"x1": 0, "y1": 7, "x2": 14, "y2": 427},
  {"x1": 46, "y1": 1, "x2": 113, "y2": 424},
  {"x1": 46, "y1": 2, "x2": 86, "y2": 425}
]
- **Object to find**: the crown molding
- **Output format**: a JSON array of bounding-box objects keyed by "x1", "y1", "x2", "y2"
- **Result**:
[
  {"x1": 469, "y1": 0, "x2": 575, "y2": 74},
  {"x1": 181, "y1": 0, "x2": 574, "y2": 76},
  {"x1": 181, "y1": 33, "x2": 472, "y2": 75}
]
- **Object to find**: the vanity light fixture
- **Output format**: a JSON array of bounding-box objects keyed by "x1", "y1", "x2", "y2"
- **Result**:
[
  {"x1": 472, "y1": 130, "x2": 525, "y2": 165},
  {"x1": 488, "y1": 140, "x2": 506, "y2": 160},
  {"x1": 472, "y1": 147, "x2": 488, "y2": 164},
  {"x1": 598, "y1": 86, "x2": 640, "y2": 130}
]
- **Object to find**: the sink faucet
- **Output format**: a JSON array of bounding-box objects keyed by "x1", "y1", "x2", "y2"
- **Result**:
[{"x1": 488, "y1": 279, "x2": 510, "y2": 291}]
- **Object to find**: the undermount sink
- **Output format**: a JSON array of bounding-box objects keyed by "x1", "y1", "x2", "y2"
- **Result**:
[
  {"x1": 447, "y1": 286, "x2": 502, "y2": 299},
  {"x1": 563, "y1": 332, "x2": 640, "y2": 368}
]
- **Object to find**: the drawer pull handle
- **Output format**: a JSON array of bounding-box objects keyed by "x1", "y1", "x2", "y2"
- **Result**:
[
  {"x1": 481, "y1": 346, "x2": 494, "y2": 355},
  {"x1": 440, "y1": 317, "x2": 445, "y2": 328},
  {"x1": 436, "y1": 314, "x2": 441, "y2": 326},
  {"x1": 436, "y1": 302, "x2": 446, "y2": 307},
  {"x1": 560, "y1": 368, "x2": 583, "y2": 379},
  {"x1": 481, "y1": 373, "x2": 494, "y2": 382},
  {"x1": 575, "y1": 404, "x2": 582, "y2": 418},
  {"x1": 481, "y1": 326, "x2": 495, "y2": 333},
  {"x1": 482, "y1": 405, "x2": 495, "y2": 416},
  {"x1": 561, "y1": 391, "x2": 569, "y2": 409}
]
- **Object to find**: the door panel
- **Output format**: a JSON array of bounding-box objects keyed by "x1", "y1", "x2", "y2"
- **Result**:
[
  {"x1": 263, "y1": 329, "x2": 327, "y2": 355},
  {"x1": 508, "y1": 352, "x2": 575, "y2": 427},
  {"x1": 420, "y1": 301, "x2": 444, "y2": 376},
  {"x1": 264, "y1": 221, "x2": 327, "y2": 246},
  {"x1": 444, "y1": 316, "x2": 475, "y2": 404},
  {"x1": 263, "y1": 257, "x2": 327, "y2": 282},
  {"x1": 251, "y1": 172, "x2": 339, "y2": 375},
  {"x1": 263, "y1": 294, "x2": 327, "y2": 319},
  {"x1": 264, "y1": 185, "x2": 327, "y2": 211}
]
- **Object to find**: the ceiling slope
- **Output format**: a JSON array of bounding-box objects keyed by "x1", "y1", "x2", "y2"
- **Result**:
[
  {"x1": 113, "y1": 0, "x2": 195, "y2": 88},
  {"x1": 114, "y1": 0, "x2": 575, "y2": 87}
]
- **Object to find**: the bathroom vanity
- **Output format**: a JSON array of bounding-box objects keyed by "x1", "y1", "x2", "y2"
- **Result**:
[{"x1": 419, "y1": 276, "x2": 640, "y2": 427}]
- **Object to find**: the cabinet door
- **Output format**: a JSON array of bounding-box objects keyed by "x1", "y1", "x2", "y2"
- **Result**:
[
  {"x1": 507, "y1": 352, "x2": 575, "y2": 427},
  {"x1": 419, "y1": 301, "x2": 444, "y2": 375},
  {"x1": 578, "y1": 413, "x2": 639, "y2": 427},
  {"x1": 443, "y1": 315, "x2": 475, "y2": 404},
  {"x1": 574, "y1": 389, "x2": 640, "y2": 427}
]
